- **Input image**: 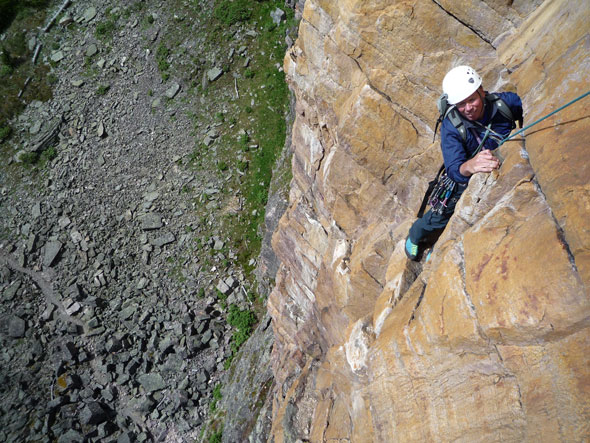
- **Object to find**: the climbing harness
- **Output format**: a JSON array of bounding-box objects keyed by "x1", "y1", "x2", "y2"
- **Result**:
[{"x1": 425, "y1": 123, "x2": 491, "y2": 215}]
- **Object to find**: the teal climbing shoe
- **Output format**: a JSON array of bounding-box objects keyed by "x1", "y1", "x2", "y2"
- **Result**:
[
  {"x1": 405, "y1": 237, "x2": 419, "y2": 261},
  {"x1": 425, "y1": 250, "x2": 432, "y2": 262}
]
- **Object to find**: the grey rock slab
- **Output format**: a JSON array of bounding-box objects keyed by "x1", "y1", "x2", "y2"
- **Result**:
[
  {"x1": 8, "y1": 316, "x2": 26, "y2": 338},
  {"x1": 165, "y1": 82, "x2": 180, "y2": 98},
  {"x1": 138, "y1": 373, "x2": 166, "y2": 393},
  {"x1": 207, "y1": 67, "x2": 223, "y2": 82},
  {"x1": 140, "y1": 213, "x2": 163, "y2": 230},
  {"x1": 3, "y1": 281, "x2": 20, "y2": 301},
  {"x1": 70, "y1": 79, "x2": 84, "y2": 87},
  {"x1": 43, "y1": 241, "x2": 62, "y2": 267},
  {"x1": 50, "y1": 51, "x2": 64, "y2": 62},
  {"x1": 119, "y1": 305, "x2": 136, "y2": 321},
  {"x1": 86, "y1": 44, "x2": 98, "y2": 57},
  {"x1": 150, "y1": 231, "x2": 175, "y2": 247},
  {"x1": 216, "y1": 280, "x2": 231, "y2": 295},
  {"x1": 82, "y1": 7, "x2": 97, "y2": 22},
  {"x1": 29, "y1": 120, "x2": 42, "y2": 135},
  {"x1": 143, "y1": 190, "x2": 160, "y2": 202},
  {"x1": 32, "y1": 202, "x2": 42, "y2": 218},
  {"x1": 271, "y1": 8, "x2": 286, "y2": 24},
  {"x1": 97, "y1": 121, "x2": 106, "y2": 137}
]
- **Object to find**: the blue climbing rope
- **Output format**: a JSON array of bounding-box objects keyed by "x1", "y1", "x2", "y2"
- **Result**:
[{"x1": 498, "y1": 89, "x2": 590, "y2": 147}]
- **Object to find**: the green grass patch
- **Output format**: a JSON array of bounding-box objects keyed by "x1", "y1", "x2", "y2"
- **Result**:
[
  {"x1": 213, "y1": 0, "x2": 252, "y2": 25},
  {"x1": 156, "y1": 43, "x2": 170, "y2": 80},
  {"x1": 96, "y1": 84, "x2": 110, "y2": 96},
  {"x1": 95, "y1": 17, "x2": 118, "y2": 40},
  {"x1": 209, "y1": 383, "x2": 222, "y2": 412},
  {"x1": 227, "y1": 304, "x2": 256, "y2": 353}
]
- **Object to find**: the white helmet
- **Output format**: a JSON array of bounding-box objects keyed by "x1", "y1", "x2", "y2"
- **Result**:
[{"x1": 442, "y1": 65, "x2": 482, "y2": 104}]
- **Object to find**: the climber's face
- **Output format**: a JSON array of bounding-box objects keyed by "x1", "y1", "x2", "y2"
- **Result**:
[{"x1": 456, "y1": 87, "x2": 484, "y2": 121}]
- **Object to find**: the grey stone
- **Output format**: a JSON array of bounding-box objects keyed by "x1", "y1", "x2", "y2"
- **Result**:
[
  {"x1": 79, "y1": 401, "x2": 108, "y2": 425},
  {"x1": 117, "y1": 432, "x2": 136, "y2": 443},
  {"x1": 50, "y1": 51, "x2": 64, "y2": 62},
  {"x1": 58, "y1": 14, "x2": 73, "y2": 26},
  {"x1": 140, "y1": 213, "x2": 163, "y2": 230},
  {"x1": 165, "y1": 82, "x2": 180, "y2": 99},
  {"x1": 216, "y1": 280, "x2": 231, "y2": 295},
  {"x1": 32, "y1": 202, "x2": 42, "y2": 218},
  {"x1": 8, "y1": 316, "x2": 26, "y2": 338},
  {"x1": 57, "y1": 429, "x2": 83, "y2": 443},
  {"x1": 30, "y1": 120, "x2": 42, "y2": 135},
  {"x1": 70, "y1": 230, "x2": 82, "y2": 243},
  {"x1": 65, "y1": 301, "x2": 81, "y2": 315},
  {"x1": 119, "y1": 305, "x2": 136, "y2": 321},
  {"x1": 143, "y1": 190, "x2": 160, "y2": 202},
  {"x1": 150, "y1": 231, "x2": 175, "y2": 247},
  {"x1": 61, "y1": 341, "x2": 78, "y2": 361},
  {"x1": 97, "y1": 121, "x2": 106, "y2": 138},
  {"x1": 3, "y1": 282, "x2": 20, "y2": 301},
  {"x1": 271, "y1": 8, "x2": 286, "y2": 25},
  {"x1": 207, "y1": 67, "x2": 223, "y2": 82},
  {"x1": 138, "y1": 373, "x2": 166, "y2": 393},
  {"x1": 86, "y1": 44, "x2": 98, "y2": 57},
  {"x1": 70, "y1": 79, "x2": 84, "y2": 87},
  {"x1": 58, "y1": 216, "x2": 71, "y2": 229},
  {"x1": 82, "y1": 7, "x2": 97, "y2": 22},
  {"x1": 201, "y1": 329, "x2": 212, "y2": 345},
  {"x1": 43, "y1": 241, "x2": 62, "y2": 267}
]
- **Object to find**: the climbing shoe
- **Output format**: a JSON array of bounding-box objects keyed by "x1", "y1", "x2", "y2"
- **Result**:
[
  {"x1": 425, "y1": 250, "x2": 432, "y2": 263},
  {"x1": 405, "y1": 237, "x2": 419, "y2": 261}
]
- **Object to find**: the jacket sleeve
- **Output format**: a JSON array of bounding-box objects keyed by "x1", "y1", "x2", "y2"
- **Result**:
[{"x1": 441, "y1": 120, "x2": 470, "y2": 184}]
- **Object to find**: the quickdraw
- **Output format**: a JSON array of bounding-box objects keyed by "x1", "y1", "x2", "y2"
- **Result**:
[{"x1": 427, "y1": 173, "x2": 457, "y2": 214}]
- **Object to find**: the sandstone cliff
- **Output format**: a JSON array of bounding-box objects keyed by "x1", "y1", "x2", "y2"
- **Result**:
[{"x1": 268, "y1": 0, "x2": 590, "y2": 441}]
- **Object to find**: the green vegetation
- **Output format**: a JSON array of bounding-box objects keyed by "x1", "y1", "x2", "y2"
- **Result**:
[
  {"x1": 0, "y1": 125, "x2": 11, "y2": 142},
  {"x1": 96, "y1": 84, "x2": 110, "y2": 96},
  {"x1": 227, "y1": 304, "x2": 256, "y2": 353},
  {"x1": 209, "y1": 429, "x2": 222, "y2": 443},
  {"x1": 0, "y1": 0, "x2": 49, "y2": 33},
  {"x1": 95, "y1": 17, "x2": 118, "y2": 40},
  {"x1": 156, "y1": 43, "x2": 171, "y2": 81},
  {"x1": 213, "y1": 0, "x2": 252, "y2": 25},
  {"x1": 18, "y1": 145, "x2": 57, "y2": 168},
  {"x1": 0, "y1": 2, "x2": 51, "y2": 150},
  {"x1": 209, "y1": 383, "x2": 222, "y2": 412}
]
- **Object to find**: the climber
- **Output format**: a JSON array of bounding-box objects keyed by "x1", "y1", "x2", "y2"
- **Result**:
[{"x1": 405, "y1": 65, "x2": 523, "y2": 261}]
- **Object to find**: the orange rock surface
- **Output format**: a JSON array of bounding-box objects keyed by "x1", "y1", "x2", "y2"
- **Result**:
[{"x1": 268, "y1": 0, "x2": 590, "y2": 441}]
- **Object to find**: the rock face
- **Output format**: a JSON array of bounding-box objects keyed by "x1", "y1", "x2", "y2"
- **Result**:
[{"x1": 268, "y1": 0, "x2": 590, "y2": 441}]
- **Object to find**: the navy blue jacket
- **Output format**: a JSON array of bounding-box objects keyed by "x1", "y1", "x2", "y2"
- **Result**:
[{"x1": 441, "y1": 91, "x2": 523, "y2": 183}]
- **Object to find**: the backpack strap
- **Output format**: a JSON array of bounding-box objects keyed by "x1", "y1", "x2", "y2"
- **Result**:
[
  {"x1": 446, "y1": 107, "x2": 467, "y2": 143},
  {"x1": 485, "y1": 93, "x2": 520, "y2": 128}
]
